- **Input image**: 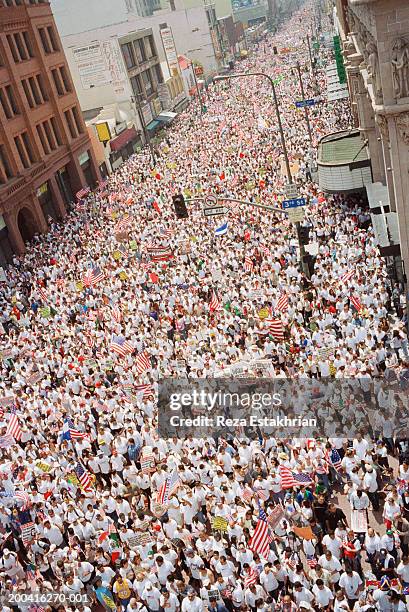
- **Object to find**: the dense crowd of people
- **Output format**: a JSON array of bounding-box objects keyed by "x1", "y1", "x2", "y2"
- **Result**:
[{"x1": 0, "y1": 1, "x2": 408, "y2": 611}]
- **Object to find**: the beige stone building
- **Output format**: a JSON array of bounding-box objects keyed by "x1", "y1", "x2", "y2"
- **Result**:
[{"x1": 334, "y1": 0, "x2": 409, "y2": 286}]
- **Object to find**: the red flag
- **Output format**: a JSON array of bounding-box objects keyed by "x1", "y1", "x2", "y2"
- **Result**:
[
  {"x1": 244, "y1": 229, "x2": 251, "y2": 241},
  {"x1": 149, "y1": 273, "x2": 159, "y2": 284},
  {"x1": 152, "y1": 201, "x2": 161, "y2": 213},
  {"x1": 155, "y1": 173, "x2": 161, "y2": 180},
  {"x1": 219, "y1": 172, "x2": 225, "y2": 180}
]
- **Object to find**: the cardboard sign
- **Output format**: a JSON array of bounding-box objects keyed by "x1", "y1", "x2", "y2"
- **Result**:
[
  {"x1": 318, "y1": 347, "x2": 334, "y2": 360},
  {"x1": 27, "y1": 372, "x2": 43, "y2": 386},
  {"x1": 211, "y1": 516, "x2": 229, "y2": 532},
  {"x1": 151, "y1": 502, "x2": 167, "y2": 518},
  {"x1": 0, "y1": 396, "x2": 14, "y2": 408},
  {"x1": 351, "y1": 509, "x2": 368, "y2": 533},
  {"x1": 293, "y1": 525, "x2": 314, "y2": 540},
  {"x1": 76, "y1": 281, "x2": 84, "y2": 292},
  {"x1": 128, "y1": 532, "x2": 154, "y2": 547},
  {"x1": 113, "y1": 250, "x2": 121, "y2": 261},
  {"x1": 35, "y1": 461, "x2": 52, "y2": 473},
  {"x1": 258, "y1": 307, "x2": 269, "y2": 320},
  {"x1": 267, "y1": 505, "x2": 285, "y2": 530}
]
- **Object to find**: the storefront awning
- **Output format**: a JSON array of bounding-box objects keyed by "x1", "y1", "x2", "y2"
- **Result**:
[
  {"x1": 110, "y1": 127, "x2": 139, "y2": 152},
  {"x1": 146, "y1": 119, "x2": 162, "y2": 132},
  {"x1": 157, "y1": 111, "x2": 177, "y2": 124}
]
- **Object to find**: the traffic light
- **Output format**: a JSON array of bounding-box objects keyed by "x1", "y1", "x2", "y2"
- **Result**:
[
  {"x1": 298, "y1": 225, "x2": 310, "y2": 245},
  {"x1": 172, "y1": 193, "x2": 188, "y2": 219},
  {"x1": 273, "y1": 46, "x2": 278, "y2": 55}
]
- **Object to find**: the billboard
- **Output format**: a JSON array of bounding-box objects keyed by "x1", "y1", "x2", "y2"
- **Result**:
[{"x1": 160, "y1": 26, "x2": 180, "y2": 77}]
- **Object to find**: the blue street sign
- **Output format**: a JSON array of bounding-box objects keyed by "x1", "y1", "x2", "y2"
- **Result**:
[
  {"x1": 295, "y1": 99, "x2": 316, "y2": 108},
  {"x1": 282, "y1": 198, "x2": 306, "y2": 209}
]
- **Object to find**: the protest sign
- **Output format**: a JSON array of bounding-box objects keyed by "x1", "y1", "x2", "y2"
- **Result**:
[{"x1": 211, "y1": 516, "x2": 229, "y2": 532}]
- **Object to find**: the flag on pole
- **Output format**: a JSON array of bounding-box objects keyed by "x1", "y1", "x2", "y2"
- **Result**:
[
  {"x1": 209, "y1": 291, "x2": 222, "y2": 312},
  {"x1": 76, "y1": 186, "x2": 90, "y2": 200},
  {"x1": 325, "y1": 447, "x2": 342, "y2": 471},
  {"x1": 248, "y1": 504, "x2": 271, "y2": 557},
  {"x1": 276, "y1": 291, "x2": 289, "y2": 313},
  {"x1": 244, "y1": 256, "x2": 254, "y2": 272},
  {"x1": 215, "y1": 222, "x2": 228, "y2": 236},
  {"x1": 157, "y1": 469, "x2": 181, "y2": 504},
  {"x1": 61, "y1": 417, "x2": 90, "y2": 441},
  {"x1": 135, "y1": 351, "x2": 151, "y2": 374},
  {"x1": 243, "y1": 566, "x2": 259, "y2": 587},
  {"x1": 350, "y1": 295, "x2": 363, "y2": 312},
  {"x1": 73, "y1": 463, "x2": 93, "y2": 492},
  {"x1": 339, "y1": 270, "x2": 354, "y2": 284},
  {"x1": 6, "y1": 407, "x2": 22, "y2": 441},
  {"x1": 266, "y1": 319, "x2": 284, "y2": 341},
  {"x1": 278, "y1": 465, "x2": 314, "y2": 489}
]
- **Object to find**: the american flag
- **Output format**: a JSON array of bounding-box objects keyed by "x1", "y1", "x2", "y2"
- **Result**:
[
  {"x1": 15, "y1": 491, "x2": 31, "y2": 510},
  {"x1": 0, "y1": 433, "x2": 14, "y2": 448},
  {"x1": 276, "y1": 291, "x2": 289, "y2": 313},
  {"x1": 6, "y1": 407, "x2": 22, "y2": 441},
  {"x1": 242, "y1": 487, "x2": 253, "y2": 502},
  {"x1": 114, "y1": 216, "x2": 133, "y2": 233},
  {"x1": 76, "y1": 186, "x2": 90, "y2": 200},
  {"x1": 37, "y1": 285, "x2": 48, "y2": 303},
  {"x1": 148, "y1": 246, "x2": 173, "y2": 262},
  {"x1": 157, "y1": 469, "x2": 180, "y2": 504},
  {"x1": 339, "y1": 270, "x2": 354, "y2": 284},
  {"x1": 209, "y1": 291, "x2": 221, "y2": 312},
  {"x1": 306, "y1": 555, "x2": 317, "y2": 568},
  {"x1": 160, "y1": 228, "x2": 173, "y2": 240},
  {"x1": 278, "y1": 465, "x2": 313, "y2": 489},
  {"x1": 85, "y1": 333, "x2": 94, "y2": 348},
  {"x1": 244, "y1": 256, "x2": 254, "y2": 272},
  {"x1": 266, "y1": 319, "x2": 284, "y2": 341},
  {"x1": 261, "y1": 245, "x2": 270, "y2": 257},
  {"x1": 87, "y1": 266, "x2": 105, "y2": 287},
  {"x1": 325, "y1": 448, "x2": 342, "y2": 471},
  {"x1": 111, "y1": 303, "x2": 122, "y2": 324},
  {"x1": 74, "y1": 463, "x2": 93, "y2": 492},
  {"x1": 350, "y1": 295, "x2": 363, "y2": 312},
  {"x1": 135, "y1": 384, "x2": 154, "y2": 400},
  {"x1": 25, "y1": 562, "x2": 37, "y2": 581},
  {"x1": 135, "y1": 351, "x2": 151, "y2": 374},
  {"x1": 61, "y1": 417, "x2": 90, "y2": 441},
  {"x1": 248, "y1": 505, "x2": 272, "y2": 558},
  {"x1": 110, "y1": 335, "x2": 134, "y2": 358},
  {"x1": 98, "y1": 179, "x2": 108, "y2": 190},
  {"x1": 243, "y1": 566, "x2": 259, "y2": 588}
]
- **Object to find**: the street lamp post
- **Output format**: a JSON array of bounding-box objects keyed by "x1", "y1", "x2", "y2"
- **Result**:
[
  {"x1": 295, "y1": 61, "x2": 313, "y2": 146},
  {"x1": 306, "y1": 34, "x2": 315, "y2": 77},
  {"x1": 214, "y1": 72, "x2": 310, "y2": 278},
  {"x1": 131, "y1": 94, "x2": 156, "y2": 167}
]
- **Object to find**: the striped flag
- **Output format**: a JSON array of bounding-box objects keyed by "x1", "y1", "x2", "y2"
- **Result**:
[
  {"x1": 244, "y1": 256, "x2": 254, "y2": 272},
  {"x1": 135, "y1": 384, "x2": 154, "y2": 400},
  {"x1": 339, "y1": 270, "x2": 354, "y2": 284},
  {"x1": 266, "y1": 319, "x2": 284, "y2": 341},
  {"x1": 350, "y1": 295, "x2": 363, "y2": 312},
  {"x1": 209, "y1": 291, "x2": 221, "y2": 312},
  {"x1": 325, "y1": 448, "x2": 342, "y2": 471},
  {"x1": 114, "y1": 216, "x2": 133, "y2": 233},
  {"x1": 248, "y1": 505, "x2": 271, "y2": 558},
  {"x1": 276, "y1": 291, "x2": 289, "y2": 313},
  {"x1": 306, "y1": 555, "x2": 318, "y2": 568},
  {"x1": 89, "y1": 266, "x2": 105, "y2": 287},
  {"x1": 243, "y1": 566, "x2": 259, "y2": 587},
  {"x1": 74, "y1": 463, "x2": 93, "y2": 492},
  {"x1": 56, "y1": 278, "x2": 65, "y2": 289},
  {"x1": 242, "y1": 487, "x2": 253, "y2": 502},
  {"x1": 37, "y1": 285, "x2": 48, "y2": 303},
  {"x1": 85, "y1": 334, "x2": 94, "y2": 349},
  {"x1": 157, "y1": 469, "x2": 180, "y2": 504},
  {"x1": 76, "y1": 186, "x2": 90, "y2": 200},
  {"x1": 15, "y1": 491, "x2": 31, "y2": 510},
  {"x1": 278, "y1": 465, "x2": 314, "y2": 489},
  {"x1": 61, "y1": 417, "x2": 90, "y2": 441},
  {"x1": 98, "y1": 179, "x2": 108, "y2": 190},
  {"x1": 110, "y1": 335, "x2": 134, "y2": 358},
  {"x1": 6, "y1": 407, "x2": 22, "y2": 441},
  {"x1": 135, "y1": 351, "x2": 151, "y2": 374},
  {"x1": 111, "y1": 303, "x2": 122, "y2": 324},
  {"x1": 148, "y1": 246, "x2": 174, "y2": 262}
]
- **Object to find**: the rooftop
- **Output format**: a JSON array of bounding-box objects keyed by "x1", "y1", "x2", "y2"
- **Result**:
[{"x1": 318, "y1": 129, "x2": 369, "y2": 165}]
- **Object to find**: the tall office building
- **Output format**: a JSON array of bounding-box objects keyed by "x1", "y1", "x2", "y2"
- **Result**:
[{"x1": 0, "y1": 0, "x2": 100, "y2": 263}]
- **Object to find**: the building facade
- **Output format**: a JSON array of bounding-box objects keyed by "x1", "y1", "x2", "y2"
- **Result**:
[
  {"x1": 335, "y1": 0, "x2": 409, "y2": 285},
  {"x1": 0, "y1": 0, "x2": 100, "y2": 263}
]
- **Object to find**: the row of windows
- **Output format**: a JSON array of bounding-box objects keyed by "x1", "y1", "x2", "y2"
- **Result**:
[
  {"x1": 0, "y1": 104, "x2": 83, "y2": 180},
  {"x1": 130, "y1": 65, "x2": 163, "y2": 99},
  {"x1": 4, "y1": 25, "x2": 59, "y2": 64},
  {"x1": 0, "y1": 0, "x2": 47, "y2": 5},
  {"x1": 0, "y1": 68, "x2": 71, "y2": 119},
  {"x1": 121, "y1": 35, "x2": 157, "y2": 71}
]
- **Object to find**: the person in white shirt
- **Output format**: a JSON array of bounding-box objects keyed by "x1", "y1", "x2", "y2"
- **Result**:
[
  {"x1": 160, "y1": 589, "x2": 180, "y2": 612},
  {"x1": 364, "y1": 528, "x2": 381, "y2": 566},
  {"x1": 338, "y1": 568, "x2": 363, "y2": 606},
  {"x1": 181, "y1": 591, "x2": 202, "y2": 612},
  {"x1": 141, "y1": 583, "x2": 162, "y2": 611},
  {"x1": 259, "y1": 563, "x2": 279, "y2": 599},
  {"x1": 397, "y1": 556, "x2": 409, "y2": 587},
  {"x1": 322, "y1": 532, "x2": 343, "y2": 559},
  {"x1": 318, "y1": 551, "x2": 342, "y2": 587},
  {"x1": 312, "y1": 579, "x2": 334, "y2": 608}
]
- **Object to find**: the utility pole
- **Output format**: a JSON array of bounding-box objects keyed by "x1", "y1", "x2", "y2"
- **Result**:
[
  {"x1": 131, "y1": 95, "x2": 156, "y2": 167},
  {"x1": 306, "y1": 33, "x2": 315, "y2": 77},
  {"x1": 214, "y1": 73, "x2": 310, "y2": 278},
  {"x1": 295, "y1": 61, "x2": 313, "y2": 146},
  {"x1": 190, "y1": 60, "x2": 205, "y2": 115}
]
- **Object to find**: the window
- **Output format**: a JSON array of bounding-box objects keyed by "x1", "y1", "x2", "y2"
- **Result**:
[
  {"x1": 0, "y1": 89, "x2": 11, "y2": 119},
  {"x1": 22, "y1": 32, "x2": 34, "y2": 58},
  {"x1": 137, "y1": 39, "x2": 147, "y2": 62},
  {"x1": 14, "y1": 135, "x2": 30, "y2": 169},
  {"x1": 59, "y1": 66, "x2": 71, "y2": 93},
  {"x1": 38, "y1": 28, "x2": 51, "y2": 54},
  {"x1": 36, "y1": 74, "x2": 48, "y2": 101},
  {"x1": 47, "y1": 27, "x2": 59, "y2": 52},
  {"x1": 43, "y1": 120, "x2": 56, "y2": 150},
  {"x1": 28, "y1": 76, "x2": 41, "y2": 105},
  {"x1": 145, "y1": 35, "x2": 156, "y2": 58},
  {"x1": 155, "y1": 63, "x2": 164, "y2": 84},
  {"x1": 50, "y1": 116, "x2": 62, "y2": 146},
  {"x1": 64, "y1": 109, "x2": 77, "y2": 139},
  {"x1": 121, "y1": 42, "x2": 136, "y2": 69},
  {"x1": 21, "y1": 79, "x2": 34, "y2": 108},
  {"x1": 51, "y1": 69, "x2": 64, "y2": 96},
  {"x1": 6, "y1": 35, "x2": 19, "y2": 63},
  {"x1": 13, "y1": 33, "x2": 27, "y2": 61},
  {"x1": 141, "y1": 69, "x2": 153, "y2": 96},
  {"x1": 36, "y1": 123, "x2": 50, "y2": 156},
  {"x1": 21, "y1": 132, "x2": 35, "y2": 164},
  {"x1": 71, "y1": 106, "x2": 84, "y2": 134},
  {"x1": 5, "y1": 85, "x2": 19, "y2": 115},
  {"x1": 0, "y1": 145, "x2": 13, "y2": 182},
  {"x1": 130, "y1": 74, "x2": 143, "y2": 97}
]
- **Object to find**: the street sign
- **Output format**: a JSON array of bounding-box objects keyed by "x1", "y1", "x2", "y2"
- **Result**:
[
  {"x1": 284, "y1": 183, "x2": 298, "y2": 199},
  {"x1": 287, "y1": 207, "x2": 305, "y2": 223},
  {"x1": 295, "y1": 99, "x2": 316, "y2": 108},
  {"x1": 205, "y1": 195, "x2": 218, "y2": 206},
  {"x1": 282, "y1": 197, "x2": 306, "y2": 209},
  {"x1": 204, "y1": 206, "x2": 228, "y2": 217}
]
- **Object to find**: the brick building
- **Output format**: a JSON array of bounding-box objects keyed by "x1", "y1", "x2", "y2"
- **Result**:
[{"x1": 0, "y1": 0, "x2": 100, "y2": 264}]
